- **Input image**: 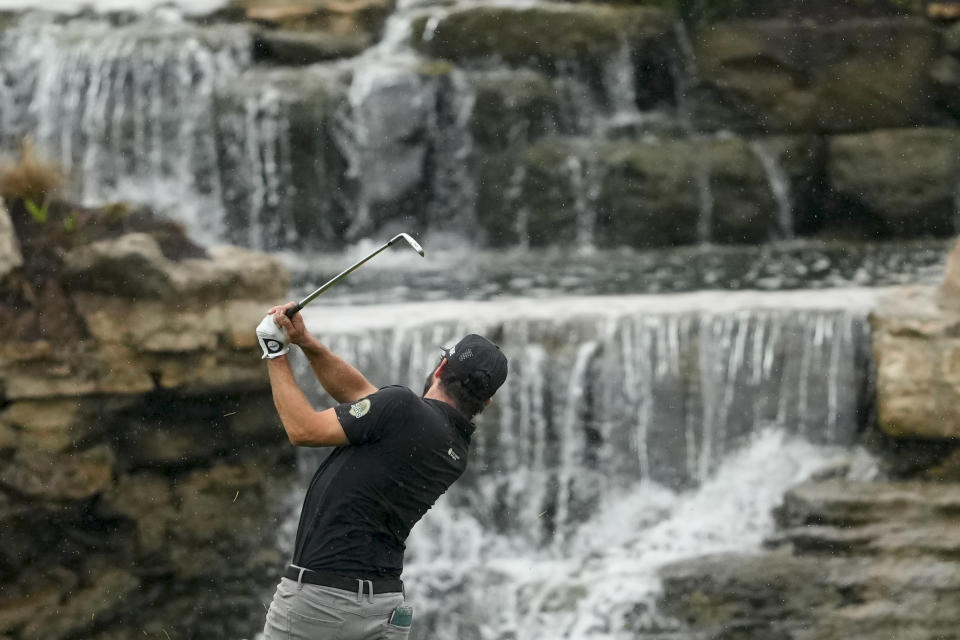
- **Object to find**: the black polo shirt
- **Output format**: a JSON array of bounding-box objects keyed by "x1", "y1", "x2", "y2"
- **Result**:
[{"x1": 290, "y1": 385, "x2": 474, "y2": 578}]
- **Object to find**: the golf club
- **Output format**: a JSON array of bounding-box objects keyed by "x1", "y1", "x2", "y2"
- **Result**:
[{"x1": 284, "y1": 232, "x2": 425, "y2": 318}]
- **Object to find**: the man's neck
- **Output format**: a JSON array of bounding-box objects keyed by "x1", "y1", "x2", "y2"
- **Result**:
[{"x1": 424, "y1": 385, "x2": 456, "y2": 407}]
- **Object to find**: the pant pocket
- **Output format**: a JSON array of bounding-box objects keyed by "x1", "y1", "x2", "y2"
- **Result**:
[
  {"x1": 285, "y1": 589, "x2": 348, "y2": 639},
  {"x1": 382, "y1": 605, "x2": 414, "y2": 639}
]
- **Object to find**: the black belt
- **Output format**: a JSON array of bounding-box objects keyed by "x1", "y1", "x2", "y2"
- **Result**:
[{"x1": 284, "y1": 566, "x2": 404, "y2": 594}]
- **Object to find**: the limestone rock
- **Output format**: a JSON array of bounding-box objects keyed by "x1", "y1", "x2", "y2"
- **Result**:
[
  {"x1": 0, "y1": 568, "x2": 78, "y2": 635},
  {"x1": 930, "y1": 55, "x2": 960, "y2": 116},
  {"x1": 871, "y1": 285, "x2": 960, "y2": 438},
  {"x1": 214, "y1": 65, "x2": 350, "y2": 248},
  {"x1": 20, "y1": 569, "x2": 139, "y2": 640},
  {"x1": 0, "y1": 197, "x2": 22, "y2": 281},
  {"x1": 479, "y1": 135, "x2": 780, "y2": 248},
  {"x1": 0, "y1": 399, "x2": 91, "y2": 452},
  {"x1": 468, "y1": 69, "x2": 560, "y2": 152},
  {"x1": 662, "y1": 477, "x2": 960, "y2": 638},
  {"x1": 929, "y1": 1, "x2": 960, "y2": 20},
  {"x1": 100, "y1": 473, "x2": 176, "y2": 555},
  {"x1": 254, "y1": 28, "x2": 369, "y2": 64},
  {"x1": 0, "y1": 445, "x2": 114, "y2": 501},
  {"x1": 412, "y1": 5, "x2": 674, "y2": 74},
  {"x1": 946, "y1": 21, "x2": 960, "y2": 54},
  {"x1": 691, "y1": 18, "x2": 942, "y2": 132},
  {"x1": 777, "y1": 479, "x2": 960, "y2": 528},
  {"x1": 938, "y1": 237, "x2": 960, "y2": 311},
  {"x1": 828, "y1": 129, "x2": 960, "y2": 237},
  {"x1": 62, "y1": 233, "x2": 174, "y2": 299},
  {"x1": 242, "y1": 0, "x2": 395, "y2": 38}
]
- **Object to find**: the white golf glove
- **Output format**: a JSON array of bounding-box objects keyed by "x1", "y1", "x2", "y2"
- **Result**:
[{"x1": 256, "y1": 314, "x2": 289, "y2": 359}]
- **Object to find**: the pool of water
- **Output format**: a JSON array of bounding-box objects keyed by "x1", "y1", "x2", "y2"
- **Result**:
[{"x1": 280, "y1": 239, "x2": 949, "y2": 306}]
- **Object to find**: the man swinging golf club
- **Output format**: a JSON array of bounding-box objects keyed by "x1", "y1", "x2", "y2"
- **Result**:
[{"x1": 255, "y1": 237, "x2": 508, "y2": 639}]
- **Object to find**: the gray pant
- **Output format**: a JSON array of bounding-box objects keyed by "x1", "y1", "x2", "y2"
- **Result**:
[{"x1": 262, "y1": 577, "x2": 413, "y2": 640}]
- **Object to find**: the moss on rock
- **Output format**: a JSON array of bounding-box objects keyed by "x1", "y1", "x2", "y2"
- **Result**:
[
  {"x1": 828, "y1": 128, "x2": 960, "y2": 237},
  {"x1": 478, "y1": 134, "x2": 780, "y2": 249},
  {"x1": 692, "y1": 18, "x2": 943, "y2": 133},
  {"x1": 412, "y1": 5, "x2": 674, "y2": 72}
]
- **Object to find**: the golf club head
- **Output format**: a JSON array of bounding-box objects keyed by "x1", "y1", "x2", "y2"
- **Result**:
[{"x1": 392, "y1": 233, "x2": 425, "y2": 257}]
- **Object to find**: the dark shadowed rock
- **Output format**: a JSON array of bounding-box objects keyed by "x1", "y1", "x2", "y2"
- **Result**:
[
  {"x1": 478, "y1": 134, "x2": 779, "y2": 248},
  {"x1": 0, "y1": 446, "x2": 114, "y2": 501},
  {"x1": 19, "y1": 569, "x2": 139, "y2": 640},
  {"x1": 691, "y1": 19, "x2": 942, "y2": 132},
  {"x1": 0, "y1": 568, "x2": 77, "y2": 636},
  {"x1": 468, "y1": 69, "x2": 561, "y2": 152},
  {"x1": 412, "y1": 4, "x2": 674, "y2": 73},
  {"x1": 828, "y1": 129, "x2": 960, "y2": 238},
  {"x1": 253, "y1": 28, "x2": 369, "y2": 64},
  {"x1": 62, "y1": 233, "x2": 174, "y2": 299}
]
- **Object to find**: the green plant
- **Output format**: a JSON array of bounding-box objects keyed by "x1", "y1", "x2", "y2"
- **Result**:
[
  {"x1": 63, "y1": 211, "x2": 78, "y2": 232},
  {"x1": 24, "y1": 197, "x2": 50, "y2": 224}
]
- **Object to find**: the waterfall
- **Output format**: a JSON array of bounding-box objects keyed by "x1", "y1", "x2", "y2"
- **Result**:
[
  {"x1": 750, "y1": 140, "x2": 795, "y2": 240},
  {"x1": 565, "y1": 154, "x2": 601, "y2": 253},
  {"x1": 0, "y1": 13, "x2": 251, "y2": 243},
  {"x1": 282, "y1": 289, "x2": 878, "y2": 639},
  {"x1": 216, "y1": 81, "x2": 299, "y2": 250}
]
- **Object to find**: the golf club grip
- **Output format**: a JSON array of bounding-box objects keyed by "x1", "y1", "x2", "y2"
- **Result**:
[{"x1": 285, "y1": 303, "x2": 303, "y2": 319}]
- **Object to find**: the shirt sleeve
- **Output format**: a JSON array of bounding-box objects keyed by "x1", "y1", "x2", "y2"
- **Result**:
[{"x1": 334, "y1": 385, "x2": 412, "y2": 445}]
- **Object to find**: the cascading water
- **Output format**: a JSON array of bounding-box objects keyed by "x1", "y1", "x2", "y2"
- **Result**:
[
  {"x1": 275, "y1": 290, "x2": 878, "y2": 639},
  {"x1": 0, "y1": 11, "x2": 252, "y2": 243}
]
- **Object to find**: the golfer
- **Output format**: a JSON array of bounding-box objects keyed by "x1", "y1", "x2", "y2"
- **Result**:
[{"x1": 259, "y1": 302, "x2": 508, "y2": 640}]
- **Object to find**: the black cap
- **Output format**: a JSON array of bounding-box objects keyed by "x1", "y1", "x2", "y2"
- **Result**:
[{"x1": 441, "y1": 334, "x2": 508, "y2": 401}]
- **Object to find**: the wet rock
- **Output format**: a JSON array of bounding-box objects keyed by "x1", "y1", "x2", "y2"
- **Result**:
[
  {"x1": 931, "y1": 55, "x2": 960, "y2": 116},
  {"x1": 215, "y1": 64, "x2": 350, "y2": 248},
  {"x1": 479, "y1": 135, "x2": 779, "y2": 249},
  {"x1": 62, "y1": 233, "x2": 173, "y2": 299},
  {"x1": 0, "y1": 399, "x2": 92, "y2": 453},
  {"x1": 19, "y1": 569, "x2": 139, "y2": 640},
  {"x1": 468, "y1": 69, "x2": 561, "y2": 152},
  {"x1": 412, "y1": 5, "x2": 674, "y2": 74},
  {"x1": 169, "y1": 460, "x2": 287, "y2": 580},
  {"x1": 0, "y1": 445, "x2": 114, "y2": 501},
  {"x1": 691, "y1": 19, "x2": 942, "y2": 133},
  {"x1": 0, "y1": 198, "x2": 22, "y2": 282},
  {"x1": 661, "y1": 476, "x2": 960, "y2": 638},
  {"x1": 945, "y1": 21, "x2": 960, "y2": 54},
  {"x1": 827, "y1": 129, "x2": 960, "y2": 238},
  {"x1": 242, "y1": 0, "x2": 394, "y2": 40},
  {"x1": 776, "y1": 478, "x2": 960, "y2": 528},
  {"x1": 0, "y1": 568, "x2": 78, "y2": 636},
  {"x1": 100, "y1": 473, "x2": 176, "y2": 555},
  {"x1": 660, "y1": 552, "x2": 960, "y2": 640},
  {"x1": 254, "y1": 28, "x2": 369, "y2": 64}
]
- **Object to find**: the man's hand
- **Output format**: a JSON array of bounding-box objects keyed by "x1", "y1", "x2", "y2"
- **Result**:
[
  {"x1": 256, "y1": 314, "x2": 289, "y2": 359},
  {"x1": 268, "y1": 302, "x2": 312, "y2": 347}
]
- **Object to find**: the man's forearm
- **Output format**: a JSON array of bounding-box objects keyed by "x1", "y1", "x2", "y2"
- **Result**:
[
  {"x1": 298, "y1": 337, "x2": 376, "y2": 403},
  {"x1": 267, "y1": 356, "x2": 315, "y2": 443},
  {"x1": 266, "y1": 356, "x2": 350, "y2": 447}
]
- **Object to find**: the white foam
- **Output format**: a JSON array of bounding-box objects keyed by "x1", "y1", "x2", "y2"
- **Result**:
[
  {"x1": 301, "y1": 287, "x2": 885, "y2": 334},
  {"x1": 0, "y1": 0, "x2": 227, "y2": 14}
]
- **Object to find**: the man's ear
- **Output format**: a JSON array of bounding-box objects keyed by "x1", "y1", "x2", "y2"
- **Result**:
[
  {"x1": 485, "y1": 397, "x2": 493, "y2": 407},
  {"x1": 434, "y1": 358, "x2": 448, "y2": 379}
]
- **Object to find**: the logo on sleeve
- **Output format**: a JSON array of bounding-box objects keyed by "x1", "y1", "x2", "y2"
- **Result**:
[
  {"x1": 447, "y1": 448, "x2": 461, "y2": 461},
  {"x1": 349, "y1": 399, "x2": 371, "y2": 418}
]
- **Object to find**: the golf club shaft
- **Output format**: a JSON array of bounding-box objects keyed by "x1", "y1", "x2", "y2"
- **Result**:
[{"x1": 285, "y1": 234, "x2": 423, "y2": 318}]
